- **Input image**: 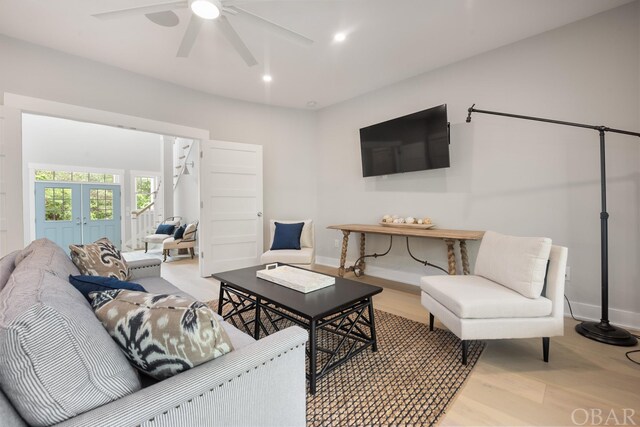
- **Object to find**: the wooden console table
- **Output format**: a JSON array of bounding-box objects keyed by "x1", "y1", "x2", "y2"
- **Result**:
[{"x1": 327, "y1": 224, "x2": 485, "y2": 277}]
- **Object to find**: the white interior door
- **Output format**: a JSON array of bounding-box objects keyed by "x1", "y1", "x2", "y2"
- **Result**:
[
  {"x1": 0, "y1": 107, "x2": 23, "y2": 256},
  {"x1": 199, "y1": 139, "x2": 263, "y2": 276}
]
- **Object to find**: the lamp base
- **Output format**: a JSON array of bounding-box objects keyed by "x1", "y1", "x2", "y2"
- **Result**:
[{"x1": 575, "y1": 321, "x2": 637, "y2": 347}]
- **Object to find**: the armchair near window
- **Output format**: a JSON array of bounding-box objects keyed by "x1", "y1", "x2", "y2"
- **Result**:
[
  {"x1": 163, "y1": 221, "x2": 198, "y2": 262},
  {"x1": 143, "y1": 216, "x2": 182, "y2": 253}
]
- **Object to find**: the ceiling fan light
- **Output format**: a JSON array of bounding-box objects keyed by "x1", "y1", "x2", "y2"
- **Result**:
[{"x1": 190, "y1": 0, "x2": 220, "y2": 20}]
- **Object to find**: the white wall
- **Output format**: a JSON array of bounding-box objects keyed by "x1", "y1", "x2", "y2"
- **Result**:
[
  {"x1": 315, "y1": 2, "x2": 640, "y2": 328},
  {"x1": 0, "y1": 33, "x2": 318, "y2": 250},
  {"x1": 22, "y1": 113, "x2": 163, "y2": 246}
]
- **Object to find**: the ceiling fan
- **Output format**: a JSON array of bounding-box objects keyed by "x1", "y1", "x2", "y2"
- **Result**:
[{"x1": 93, "y1": 0, "x2": 314, "y2": 67}]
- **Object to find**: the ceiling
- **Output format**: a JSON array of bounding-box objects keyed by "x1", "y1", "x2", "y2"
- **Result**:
[{"x1": 0, "y1": 0, "x2": 633, "y2": 109}]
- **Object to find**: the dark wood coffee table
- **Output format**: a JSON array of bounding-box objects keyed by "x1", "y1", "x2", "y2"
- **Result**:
[{"x1": 213, "y1": 264, "x2": 383, "y2": 394}]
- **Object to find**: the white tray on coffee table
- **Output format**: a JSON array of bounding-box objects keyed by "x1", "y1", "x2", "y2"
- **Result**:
[{"x1": 256, "y1": 264, "x2": 335, "y2": 293}]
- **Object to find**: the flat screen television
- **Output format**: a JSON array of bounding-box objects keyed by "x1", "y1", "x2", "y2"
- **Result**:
[{"x1": 359, "y1": 104, "x2": 450, "y2": 177}]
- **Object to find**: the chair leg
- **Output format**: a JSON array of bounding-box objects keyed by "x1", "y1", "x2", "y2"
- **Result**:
[
  {"x1": 429, "y1": 313, "x2": 434, "y2": 331},
  {"x1": 461, "y1": 340, "x2": 468, "y2": 365},
  {"x1": 144, "y1": 242, "x2": 148, "y2": 253},
  {"x1": 543, "y1": 337, "x2": 550, "y2": 363},
  {"x1": 189, "y1": 247, "x2": 195, "y2": 259},
  {"x1": 163, "y1": 250, "x2": 167, "y2": 262}
]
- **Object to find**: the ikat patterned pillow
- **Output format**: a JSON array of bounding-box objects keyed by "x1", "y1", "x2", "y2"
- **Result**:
[
  {"x1": 89, "y1": 290, "x2": 234, "y2": 380},
  {"x1": 69, "y1": 237, "x2": 130, "y2": 281}
]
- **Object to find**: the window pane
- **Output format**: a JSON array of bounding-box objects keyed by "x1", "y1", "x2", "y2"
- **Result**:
[
  {"x1": 35, "y1": 170, "x2": 55, "y2": 181},
  {"x1": 44, "y1": 187, "x2": 72, "y2": 221},
  {"x1": 55, "y1": 171, "x2": 72, "y2": 181},
  {"x1": 104, "y1": 175, "x2": 114, "y2": 183},
  {"x1": 90, "y1": 189, "x2": 113, "y2": 220},
  {"x1": 72, "y1": 172, "x2": 88, "y2": 182}
]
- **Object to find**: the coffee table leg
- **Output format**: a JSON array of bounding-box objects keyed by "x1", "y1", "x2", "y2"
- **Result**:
[
  {"x1": 309, "y1": 319, "x2": 317, "y2": 394},
  {"x1": 217, "y1": 283, "x2": 225, "y2": 315},
  {"x1": 368, "y1": 298, "x2": 378, "y2": 352},
  {"x1": 254, "y1": 299, "x2": 261, "y2": 340}
]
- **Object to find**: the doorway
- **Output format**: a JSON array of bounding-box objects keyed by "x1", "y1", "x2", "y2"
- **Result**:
[{"x1": 35, "y1": 181, "x2": 122, "y2": 251}]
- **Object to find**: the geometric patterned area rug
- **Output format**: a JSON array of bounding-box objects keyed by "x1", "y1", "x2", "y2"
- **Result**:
[
  {"x1": 305, "y1": 310, "x2": 484, "y2": 427},
  {"x1": 208, "y1": 301, "x2": 484, "y2": 427}
]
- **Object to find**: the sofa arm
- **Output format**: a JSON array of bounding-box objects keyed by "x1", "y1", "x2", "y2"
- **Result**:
[
  {"x1": 55, "y1": 326, "x2": 309, "y2": 427},
  {"x1": 127, "y1": 258, "x2": 162, "y2": 280}
]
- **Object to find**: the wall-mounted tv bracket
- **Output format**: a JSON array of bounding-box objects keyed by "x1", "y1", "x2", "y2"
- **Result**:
[{"x1": 350, "y1": 235, "x2": 446, "y2": 277}]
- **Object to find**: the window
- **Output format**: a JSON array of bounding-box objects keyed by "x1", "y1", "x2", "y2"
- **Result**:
[
  {"x1": 44, "y1": 187, "x2": 72, "y2": 221},
  {"x1": 90, "y1": 189, "x2": 114, "y2": 220},
  {"x1": 35, "y1": 169, "x2": 117, "y2": 183},
  {"x1": 135, "y1": 177, "x2": 155, "y2": 210}
]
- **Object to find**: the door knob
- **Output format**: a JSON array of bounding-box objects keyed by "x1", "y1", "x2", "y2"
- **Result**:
[
  {"x1": 257, "y1": 212, "x2": 263, "y2": 217},
  {"x1": 76, "y1": 216, "x2": 81, "y2": 225},
  {"x1": 83, "y1": 216, "x2": 87, "y2": 225}
]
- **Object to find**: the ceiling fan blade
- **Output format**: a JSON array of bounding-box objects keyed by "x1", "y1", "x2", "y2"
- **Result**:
[
  {"x1": 228, "y1": 6, "x2": 314, "y2": 46},
  {"x1": 176, "y1": 14, "x2": 204, "y2": 57},
  {"x1": 93, "y1": 1, "x2": 187, "y2": 20},
  {"x1": 217, "y1": 15, "x2": 258, "y2": 67}
]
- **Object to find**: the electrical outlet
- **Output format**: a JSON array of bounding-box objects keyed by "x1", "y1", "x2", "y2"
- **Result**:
[
  {"x1": 334, "y1": 239, "x2": 340, "y2": 248},
  {"x1": 565, "y1": 266, "x2": 571, "y2": 281}
]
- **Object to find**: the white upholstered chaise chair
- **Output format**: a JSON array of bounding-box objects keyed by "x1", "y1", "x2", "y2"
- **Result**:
[
  {"x1": 421, "y1": 231, "x2": 568, "y2": 364},
  {"x1": 260, "y1": 219, "x2": 315, "y2": 267},
  {"x1": 143, "y1": 216, "x2": 182, "y2": 253},
  {"x1": 162, "y1": 221, "x2": 198, "y2": 262}
]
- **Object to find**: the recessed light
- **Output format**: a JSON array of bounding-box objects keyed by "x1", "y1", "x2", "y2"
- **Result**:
[
  {"x1": 334, "y1": 32, "x2": 347, "y2": 42},
  {"x1": 189, "y1": 0, "x2": 221, "y2": 20},
  {"x1": 262, "y1": 74, "x2": 273, "y2": 83}
]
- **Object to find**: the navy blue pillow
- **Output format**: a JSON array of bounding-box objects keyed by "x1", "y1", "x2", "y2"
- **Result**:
[
  {"x1": 69, "y1": 275, "x2": 146, "y2": 300},
  {"x1": 270, "y1": 222, "x2": 304, "y2": 250},
  {"x1": 156, "y1": 224, "x2": 175, "y2": 235},
  {"x1": 174, "y1": 224, "x2": 186, "y2": 240}
]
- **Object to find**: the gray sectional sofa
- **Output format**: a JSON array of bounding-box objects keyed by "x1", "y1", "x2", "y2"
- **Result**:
[{"x1": 0, "y1": 239, "x2": 308, "y2": 427}]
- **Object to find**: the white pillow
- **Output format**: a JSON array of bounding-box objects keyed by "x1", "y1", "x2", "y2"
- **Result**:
[
  {"x1": 474, "y1": 231, "x2": 552, "y2": 299},
  {"x1": 269, "y1": 220, "x2": 313, "y2": 248}
]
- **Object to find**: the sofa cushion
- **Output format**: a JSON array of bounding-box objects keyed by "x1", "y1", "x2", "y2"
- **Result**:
[
  {"x1": 69, "y1": 237, "x2": 130, "y2": 281},
  {"x1": 270, "y1": 219, "x2": 313, "y2": 249},
  {"x1": 14, "y1": 238, "x2": 80, "y2": 280},
  {"x1": 89, "y1": 290, "x2": 234, "y2": 380},
  {"x1": 144, "y1": 233, "x2": 172, "y2": 244},
  {"x1": 420, "y1": 274, "x2": 553, "y2": 319},
  {"x1": 271, "y1": 222, "x2": 304, "y2": 250},
  {"x1": 69, "y1": 275, "x2": 146, "y2": 300},
  {"x1": 260, "y1": 248, "x2": 314, "y2": 265},
  {"x1": 183, "y1": 222, "x2": 198, "y2": 240},
  {"x1": 0, "y1": 250, "x2": 20, "y2": 293},
  {"x1": 174, "y1": 224, "x2": 186, "y2": 240},
  {"x1": 136, "y1": 276, "x2": 191, "y2": 298},
  {"x1": 0, "y1": 269, "x2": 141, "y2": 427},
  {"x1": 474, "y1": 231, "x2": 552, "y2": 299},
  {"x1": 155, "y1": 224, "x2": 175, "y2": 235},
  {"x1": 213, "y1": 312, "x2": 256, "y2": 350}
]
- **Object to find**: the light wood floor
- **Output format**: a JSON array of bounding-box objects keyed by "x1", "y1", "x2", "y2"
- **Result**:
[{"x1": 160, "y1": 257, "x2": 640, "y2": 426}]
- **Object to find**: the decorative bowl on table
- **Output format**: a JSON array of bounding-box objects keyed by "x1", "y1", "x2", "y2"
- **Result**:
[{"x1": 379, "y1": 214, "x2": 434, "y2": 229}]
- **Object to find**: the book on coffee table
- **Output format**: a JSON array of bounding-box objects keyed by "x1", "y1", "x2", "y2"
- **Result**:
[{"x1": 256, "y1": 264, "x2": 335, "y2": 293}]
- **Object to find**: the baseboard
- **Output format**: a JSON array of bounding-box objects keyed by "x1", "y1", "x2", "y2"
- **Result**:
[
  {"x1": 564, "y1": 300, "x2": 640, "y2": 331},
  {"x1": 316, "y1": 256, "x2": 640, "y2": 331}
]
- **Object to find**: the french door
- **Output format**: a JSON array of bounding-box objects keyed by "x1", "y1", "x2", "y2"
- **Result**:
[{"x1": 35, "y1": 182, "x2": 121, "y2": 252}]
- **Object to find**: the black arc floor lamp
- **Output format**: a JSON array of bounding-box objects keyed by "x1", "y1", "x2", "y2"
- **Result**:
[{"x1": 466, "y1": 104, "x2": 639, "y2": 347}]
